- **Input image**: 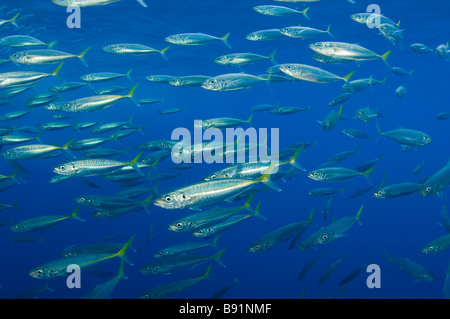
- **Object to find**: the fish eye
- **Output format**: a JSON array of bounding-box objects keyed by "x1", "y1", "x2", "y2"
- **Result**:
[
  {"x1": 59, "y1": 165, "x2": 66, "y2": 170},
  {"x1": 313, "y1": 172, "x2": 317, "y2": 176},
  {"x1": 210, "y1": 174, "x2": 216, "y2": 179},
  {"x1": 165, "y1": 196, "x2": 172, "y2": 202},
  {"x1": 79, "y1": 198, "x2": 85, "y2": 202},
  {"x1": 37, "y1": 270, "x2": 43, "y2": 274},
  {"x1": 322, "y1": 235, "x2": 328, "y2": 240},
  {"x1": 210, "y1": 79, "x2": 216, "y2": 84},
  {"x1": 182, "y1": 194, "x2": 186, "y2": 199},
  {"x1": 426, "y1": 186, "x2": 432, "y2": 192}
]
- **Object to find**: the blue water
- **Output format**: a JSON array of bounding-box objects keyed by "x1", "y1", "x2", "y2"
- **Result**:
[{"x1": 0, "y1": 0, "x2": 450, "y2": 300}]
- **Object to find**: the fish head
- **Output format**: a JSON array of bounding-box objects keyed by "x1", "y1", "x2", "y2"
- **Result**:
[
  {"x1": 278, "y1": 64, "x2": 300, "y2": 78},
  {"x1": 247, "y1": 241, "x2": 270, "y2": 253},
  {"x1": 320, "y1": 119, "x2": 334, "y2": 131},
  {"x1": 350, "y1": 13, "x2": 366, "y2": 24},
  {"x1": 139, "y1": 264, "x2": 164, "y2": 275},
  {"x1": 419, "y1": 184, "x2": 440, "y2": 196},
  {"x1": 75, "y1": 196, "x2": 95, "y2": 206},
  {"x1": 373, "y1": 189, "x2": 388, "y2": 199},
  {"x1": 1, "y1": 149, "x2": 17, "y2": 160},
  {"x1": 417, "y1": 134, "x2": 432, "y2": 146},
  {"x1": 10, "y1": 223, "x2": 27, "y2": 232},
  {"x1": 53, "y1": 162, "x2": 79, "y2": 176},
  {"x1": 29, "y1": 265, "x2": 57, "y2": 279},
  {"x1": 153, "y1": 250, "x2": 172, "y2": 258},
  {"x1": 9, "y1": 51, "x2": 29, "y2": 64},
  {"x1": 246, "y1": 32, "x2": 262, "y2": 41},
  {"x1": 168, "y1": 220, "x2": 193, "y2": 232},
  {"x1": 165, "y1": 34, "x2": 183, "y2": 45},
  {"x1": 308, "y1": 169, "x2": 327, "y2": 181},
  {"x1": 204, "y1": 169, "x2": 234, "y2": 181},
  {"x1": 201, "y1": 77, "x2": 225, "y2": 91},
  {"x1": 316, "y1": 232, "x2": 336, "y2": 245},
  {"x1": 153, "y1": 191, "x2": 187, "y2": 209},
  {"x1": 308, "y1": 42, "x2": 326, "y2": 54},
  {"x1": 280, "y1": 27, "x2": 296, "y2": 37},
  {"x1": 91, "y1": 210, "x2": 110, "y2": 219},
  {"x1": 102, "y1": 44, "x2": 120, "y2": 54},
  {"x1": 168, "y1": 78, "x2": 183, "y2": 86},
  {"x1": 422, "y1": 244, "x2": 439, "y2": 254},
  {"x1": 214, "y1": 55, "x2": 231, "y2": 65},
  {"x1": 193, "y1": 227, "x2": 214, "y2": 238}
]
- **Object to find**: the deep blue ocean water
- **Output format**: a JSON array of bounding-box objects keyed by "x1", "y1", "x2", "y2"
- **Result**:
[{"x1": 0, "y1": 0, "x2": 449, "y2": 300}]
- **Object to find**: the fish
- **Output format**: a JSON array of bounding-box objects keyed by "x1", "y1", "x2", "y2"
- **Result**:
[
  {"x1": 373, "y1": 183, "x2": 422, "y2": 199},
  {"x1": 52, "y1": 152, "x2": 142, "y2": 177},
  {"x1": 10, "y1": 206, "x2": 84, "y2": 232},
  {"x1": 309, "y1": 41, "x2": 392, "y2": 65},
  {"x1": 29, "y1": 235, "x2": 135, "y2": 279},
  {"x1": 1, "y1": 138, "x2": 74, "y2": 160},
  {"x1": 385, "y1": 250, "x2": 434, "y2": 282},
  {"x1": 80, "y1": 69, "x2": 133, "y2": 83},
  {"x1": 165, "y1": 32, "x2": 231, "y2": 49},
  {"x1": 422, "y1": 233, "x2": 450, "y2": 254},
  {"x1": 103, "y1": 43, "x2": 169, "y2": 60},
  {"x1": 318, "y1": 254, "x2": 346, "y2": 285},
  {"x1": 279, "y1": 64, "x2": 355, "y2": 83},
  {"x1": 247, "y1": 208, "x2": 314, "y2": 252},
  {"x1": 337, "y1": 259, "x2": 369, "y2": 287},
  {"x1": 45, "y1": 84, "x2": 139, "y2": 112},
  {"x1": 253, "y1": 5, "x2": 310, "y2": 20},
  {"x1": 419, "y1": 160, "x2": 450, "y2": 197},
  {"x1": 436, "y1": 43, "x2": 450, "y2": 60},
  {"x1": 251, "y1": 103, "x2": 278, "y2": 112},
  {"x1": 318, "y1": 104, "x2": 343, "y2": 131},
  {"x1": 154, "y1": 236, "x2": 220, "y2": 258},
  {"x1": 379, "y1": 22, "x2": 404, "y2": 45},
  {"x1": 342, "y1": 76, "x2": 386, "y2": 93},
  {"x1": 0, "y1": 63, "x2": 63, "y2": 88},
  {"x1": 82, "y1": 260, "x2": 127, "y2": 299},
  {"x1": 0, "y1": 200, "x2": 19, "y2": 212},
  {"x1": 328, "y1": 93, "x2": 353, "y2": 106},
  {"x1": 138, "y1": 264, "x2": 212, "y2": 299},
  {"x1": 140, "y1": 249, "x2": 225, "y2": 275},
  {"x1": 280, "y1": 25, "x2": 334, "y2": 39},
  {"x1": 51, "y1": 0, "x2": 147, "y2": 7},
  {"x1": 210, "y1": 276, "x2": 239, "y2": 299},
  {"x1": 297, "y1": 254, "x2": 321, "y2": 282},
  {"x1": 158, "y1": 107, "x2": 185, "y2": 115},
  {"x1": 12, "y1": 282, "x2": 55, "y2": 299},
  {"x1": 376, "y1": 124, "x2": 432, "y2": 149},
  {"x1": 246, "y1": 29, "x2": 284, "y2": 42},
  {"x1": 313, "y1": 54, "x2": 351, "y2": 65},
  {"x1": 214, "y1": 51, "x2": 277, "y2": 66},
  {"x1": 350, "y1": 13, "x2": 397, "y2": 28},
  {"x1": 299, "y1": 205, "x2": 363, "y2": 250},
  {"x1": 342, "y1": 128, "x2": 370, "y2": 139},
  {"x1": 392, "y1": 67, "x2": 413, "y2": 76},
  {"x1": 308, "y1": 188, "x2": 345, "y2": 197},
  {"x1": 308, "y1": 165, "x2": 375, "y2": 183},
  {"x1": 201, "y1": 73, "x2": 270, "y2": 91},
  {"x1": 0, "y1": 35, "x2": 57, "y2": 48},
  {"x1": 168, "y1": 75, "x2": 211, "y2": 87},
  {"x1": 410, "y1": 43, "x2": 434, "y2": 54},
  {"x1": 435, "y1": 112, "x2": 450, "y2": 121},
  {"x1": 9, "y1": 48, "x2": 90, "y2": 67},
  {"x1": 48, "y1": 81, "x2": 88, "y2": 93},
  {"x1": 39, "y1": 122, "x2": 73, "y2": 131},
  {"x1": 355, "y1": 107, "x2": 384, "y2": 123},
  {"x1": 395, "y1": 85, "x2": 407, "y2": 98},
  {"x1": 195, "y1": 115, "x2": 253, "y2": 130},
  {"x1": 68, "y1": 133, "x2": 120, "y2": 151},
  {"x1": 269, "y1": 106, "x2": 310, "y2": 115},
  {"x1": 0, "y1": 132, "x2": 42, "y2": 146}
]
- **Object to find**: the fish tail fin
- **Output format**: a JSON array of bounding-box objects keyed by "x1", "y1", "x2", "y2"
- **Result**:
[
  {"x1": 375, "y1": 121, "x2": 382, "y2": 144},
  {"x1": 213, "y1": 248, "x2": 227, "y2": 268},
  {"x1": 125, "y1": 69, "x2": 133, "y2": 82},
  {"x1": 381, "y1": 76, "x2": 387, "y2": 85},
  {"x1": 118, "y1": 259, "x2": 128, "y2": 280},
  {"x1": 125, "y1": 83, "x2": 140, "y2": 106},
  {"x1": 159, "y1": 46, "x2": 170, "y2": 61},
  {"x1": 221, "y1": 32, "x2": 231, "y2": 49},
  {"x1": 43, "y1": 281, "x2": 55, "y2": 292},
  {"x1": 51, "y1": 63, "x2": 64, "y2": 77},
  {"x1": 256, "y1": 162, "x2": 281, "y2": 192},
  {"x1": 252, "y1": 201, "x2": 267, "y2": 220},
  {"x1": 77, "y1": 47, "x2": 91, "y2": 67},
  {"x1": 288, "y1": 147, "x2": 306, "y2": 171},
  {"x1": 9, "y1": 12, "x2": 20, "y2": 28},
  {"x1": 110, "y1": 131, "x2": 120, "y2": 144},
  {"x1": 241, "y1": 192, "x2": 255, "y2": 213},
  {"x1": 409, "y1": 69, "x2": 414, "y2": 77},
  {"x1": 326, "y1": 24, "x2": 335, "y2": 39},
  {"x1": 128, "y1": 152, "x2": 144, "y2": 175},
  {"x1": 47, "y1": 40, "x2": 58, "y2": 49},
  {"x1": 301, "y1": 7, "x2": 310, "y2": 20},
  {"x1": 116, "y1": 234, "x2": 136, "y2": 265},
  {"x1": 34, "y1": 131, "x2": 43, "y2": 143},
  {"x1": 380, "y1": 50, "x2": 392, "y2": 67},
  {"x1": 342, "y1": 70, "x2": 355, "y2": 82},
  {"x1": 140, "y1": 193, "x2": 156, "y2": 212},
  {"x1": 211, "y1": 235, "x2": 220, "y2": 249},
  {"x1": 306, "y1": 207, "x2": 315, "y2": 225},
  {"x1": 123, "y1": 145, "x2": 131, "y2": 155},
  {"x1": 355, "y1": 205, "x2": 363, "y2": 226},
  {"x1": 13, "y1": 199, "x2": 19, "y2": 212},
  {"x1": 268, "y1": 49, "x2": 277, "y2": 64},
  {"x1": 60, "y1": 138, "x2": 76, "y2": 159},
  {"x1": 363, "y1": 166, "x2": 375, "y2": 185},
  {"x1": 201, "y1": 264, "x2": 213, "y2": 280},
  {"x1": 246, "y1": 114, "x2": 253, "y2": 126},
  {"x1": 69, "y1": 206, "x2": 85, "y2": 222}
]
